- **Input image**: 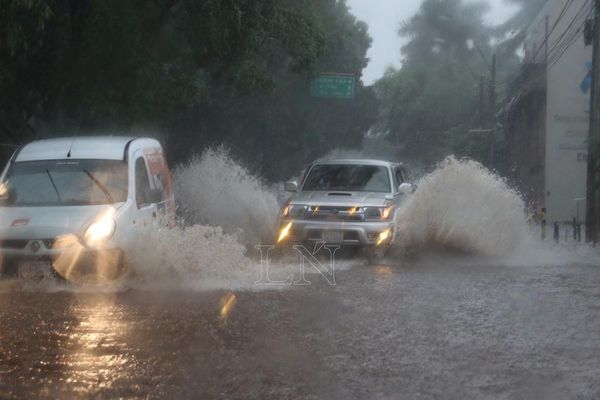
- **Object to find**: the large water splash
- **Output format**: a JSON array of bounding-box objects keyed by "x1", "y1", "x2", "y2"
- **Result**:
[
  {"x1": 173, "y1": 147, "x2": 279, "y2": 246},
  {"x1": 394, "y1": 157, "x2": 528, "y2": 256}
]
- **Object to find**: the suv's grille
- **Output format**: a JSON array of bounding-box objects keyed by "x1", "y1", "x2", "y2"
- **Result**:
[{"x1": 305, "y1": 206, "x2": 365, "y2": 222}]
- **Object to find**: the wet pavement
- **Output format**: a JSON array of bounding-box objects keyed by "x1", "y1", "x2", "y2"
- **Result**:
[{"x1": 1, "y1": 256, "x2": 600, "y2": 399}]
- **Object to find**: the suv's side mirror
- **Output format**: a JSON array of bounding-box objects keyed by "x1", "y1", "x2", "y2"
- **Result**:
[
  {"x1": 285, "y1": 180, "x2": 299, "y2": 192},
  {"x1": 398, "y1": 183, "x2": 414, "y2": 195}
]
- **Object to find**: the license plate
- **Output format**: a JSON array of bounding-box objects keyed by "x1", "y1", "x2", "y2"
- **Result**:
[
  {"x1": 323, "y1": 231, "x2": 344, "y2": 243},
  {"x1": 18, "y1": 260, "x2": 53, "y2": 280}
]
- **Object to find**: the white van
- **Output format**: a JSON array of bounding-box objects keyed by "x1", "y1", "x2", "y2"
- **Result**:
[{"x1": 0, "y1": 136, "x2": 175, "y2": 283}]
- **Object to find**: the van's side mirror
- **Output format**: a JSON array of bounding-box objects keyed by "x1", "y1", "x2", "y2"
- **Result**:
[
  {"x1": 285, "y1": 180, "x2": 299, "y2": 192},
  {"x1": 398, "y1": 183, "x2": 414, "y2": 195},
  {"x1": 140, "y1": 188, "x2": 163, "y2": 207},
  {"x1": 147, "y1": 188, "x2": 163, "y2": 204}
]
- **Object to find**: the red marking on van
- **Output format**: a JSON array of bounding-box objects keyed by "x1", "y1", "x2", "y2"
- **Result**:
[{"x1": 11, "y1": 219, "x2": 29, "y2": 227}]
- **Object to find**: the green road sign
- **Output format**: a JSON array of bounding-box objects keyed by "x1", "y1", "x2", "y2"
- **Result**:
[{"x1": 310, "y1": 74, "x2": 355, "y2": 99}]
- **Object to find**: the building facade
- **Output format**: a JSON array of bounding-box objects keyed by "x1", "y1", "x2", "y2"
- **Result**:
[{"x1": 508, "y1": 0, "x2": 592, "y2": 222}]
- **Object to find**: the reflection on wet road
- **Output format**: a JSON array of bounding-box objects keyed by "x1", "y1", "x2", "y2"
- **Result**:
[{"x1": 1, "y1": 258, "x2": 600, "y2": 399}]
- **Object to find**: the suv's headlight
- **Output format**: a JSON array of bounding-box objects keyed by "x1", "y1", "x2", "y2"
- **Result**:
[
  {"x1": 281, "y1": 204, "x2": 307, "y2": 218},
  {"x1": 364, "y1": 205, "x2": 395, "y2": 221},
  {"x1": 84, "y1": 215, "x2": 116, "y2": 245}
]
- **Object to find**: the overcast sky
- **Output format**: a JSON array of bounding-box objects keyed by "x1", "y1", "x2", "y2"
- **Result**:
[{"x1": 346, "y1": 0, "x2": 520, "y2": 84}]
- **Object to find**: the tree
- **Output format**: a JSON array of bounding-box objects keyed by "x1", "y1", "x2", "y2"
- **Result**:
[
  {"x1": 400, "y1": 0, "x2": 491, "y2": 65},
  {"x1": 496, "y1": 0, "x2": 548, "y2": 53},
  {"x1": 0, "y1": 0, "x2": 376, "y2": 181},
  {"x1": 374, "y1": 0, "x2": 493, "y2": 166}
]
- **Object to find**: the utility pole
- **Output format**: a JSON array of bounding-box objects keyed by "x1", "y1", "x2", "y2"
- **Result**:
[
  {"x1": 488, "y1": 53, "x2": 497, "y2": 169},
  {"x1": 586, "y1": 0, "x2": 600, "y2": 243},
  {"x1": 479, "y1": 76, "x2": 485, "y2": 126},
  {"x1": 470, "y1": 44, "x2": 497, "y2": 169}
]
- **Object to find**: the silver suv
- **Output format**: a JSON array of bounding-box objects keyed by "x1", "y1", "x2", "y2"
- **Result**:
[{"x1": 277, "y1": 159, "x2": 413, "y2": 248}]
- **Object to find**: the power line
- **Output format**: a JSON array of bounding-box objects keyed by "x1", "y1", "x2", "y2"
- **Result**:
[
  {"x1": 547, "y1": 0, "x2": 593, "y2": 67},
  {"x1": 547, "y1": 0, "x2": 590, "y2": 59},
  {"x1": 550, "y1": 1, "x2": 592, "y2": 51},
  {"x1": 513, "y1": 1, "x2": 591, "y2": 92},
  {"x1": 533, "y1": 0, "x2": 575, "y2": 61}
]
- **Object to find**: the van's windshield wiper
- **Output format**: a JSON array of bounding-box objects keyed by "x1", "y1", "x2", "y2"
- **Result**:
[
  {"x1": 83, "y1": 169, "x2": 114, "y2": 204},
  {"x1": 46, "y1": 169, "x2": 62, "y2": 202}
]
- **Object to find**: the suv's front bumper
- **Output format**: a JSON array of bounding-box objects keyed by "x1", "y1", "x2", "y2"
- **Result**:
[{"x1": 277, "y1": 218, "x2": 394, "y2": 246}]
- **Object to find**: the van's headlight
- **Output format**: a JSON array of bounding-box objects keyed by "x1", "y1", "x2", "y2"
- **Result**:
[
  {"x1": 281, "y1": 204, "x2": 307, "y2": 218},
  {"x1": 84, "y1": 215, "x2": 116, "y2": 245}
]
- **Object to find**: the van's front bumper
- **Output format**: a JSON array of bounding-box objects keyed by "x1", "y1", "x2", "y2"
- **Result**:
[
  {"x1": 0, "y1": 238, "x2": 124, "y2": 281},
  {"x1": 277, "y1": 218, "x2": 394, "y2": 246}
]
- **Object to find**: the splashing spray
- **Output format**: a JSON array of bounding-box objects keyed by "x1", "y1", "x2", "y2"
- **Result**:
[
  {"x1": 173, "y1": 147, "x2": 279, "y2": 246},
  {"x1": 393, "y1": 157, "x2": 528, "y2": 256}
]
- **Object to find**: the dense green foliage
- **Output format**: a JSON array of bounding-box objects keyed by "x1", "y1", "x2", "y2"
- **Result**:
[
  {"x1": 374, "y1": 0, "x2": 493, "y2": 166},
  {"x1": 0, "y1": 0, "x2": 376, "y2": 180}
]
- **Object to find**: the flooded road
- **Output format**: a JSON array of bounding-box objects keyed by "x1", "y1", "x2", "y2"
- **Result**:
[{"x1": 1, "y1": 257, "x2": 600, "y2": 399}]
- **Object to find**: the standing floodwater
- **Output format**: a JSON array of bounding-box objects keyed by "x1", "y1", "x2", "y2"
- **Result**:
[{"x1": 2, "y1": 256, "x2": 600, "y2": 399}]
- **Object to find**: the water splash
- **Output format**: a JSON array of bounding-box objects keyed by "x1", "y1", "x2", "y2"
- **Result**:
[
  {"x1": 126, "y1": 224, "x2": 258, "y2": 290},
  {"x1": 4, "y1": 151, "x2": 598, "y2": 294},
  {"x1": 173, "y1": 147, "x2": 279, "y2": 246},
  {"x1": 394, "y1": 157, "x2": 528, "y2": 256}
]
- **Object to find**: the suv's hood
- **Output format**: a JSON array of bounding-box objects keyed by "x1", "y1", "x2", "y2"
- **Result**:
[
  {"x1": 289, "y1": 191, "x2": 391, "y2": 207},
  {"x1": 0, "y1": 204, "x2": 119, "y2": 239}
]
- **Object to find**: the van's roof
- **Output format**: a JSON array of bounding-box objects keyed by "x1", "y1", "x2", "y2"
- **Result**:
[{"x1": 14, "y1": 136, "x2": 148, "y2": 162}]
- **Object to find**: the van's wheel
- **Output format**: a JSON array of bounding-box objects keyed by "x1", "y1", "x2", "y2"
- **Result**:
[{"x1": 0, "y1": 259, "x2": 18, "y2": 279}]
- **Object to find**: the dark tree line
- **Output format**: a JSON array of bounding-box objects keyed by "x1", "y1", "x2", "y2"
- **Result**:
[
  {"x1": 0, "y1": 0, "x2": 377, "y2": 181},
  {"x1": 0, "y1": 0, "x2": 549, "y2": 179}
]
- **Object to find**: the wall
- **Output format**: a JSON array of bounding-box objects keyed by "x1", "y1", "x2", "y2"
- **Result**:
[{"x1": 524, "y1": 0, "x2": 592, "y2": 222}]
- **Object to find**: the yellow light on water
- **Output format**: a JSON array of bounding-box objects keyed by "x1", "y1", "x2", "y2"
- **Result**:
[
  {"x1": 376, "y1": 228, "x2": 392, "y2": 246},
  {"x1": 219, "y1": 293, "x2": 237, "y2": 324},
  {"x1": 277, "y1": 222, "x2": 293, "y2": 243}
]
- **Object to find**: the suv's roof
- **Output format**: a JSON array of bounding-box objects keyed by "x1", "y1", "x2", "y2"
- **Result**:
[
  {"x1": 314, "y1": 159, "x2": 398, "y2": 167},
  {"x1": 15, "y1": 136, "x2": 139, "y2": 162}
]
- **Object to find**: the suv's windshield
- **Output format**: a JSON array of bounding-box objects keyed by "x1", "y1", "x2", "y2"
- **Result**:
[
  {"x1": 1, "y1": 159, "x2": 128, "y2": 207},
  {"x1": 303, "y1": 164, "x2": 391, "y2": 193}
]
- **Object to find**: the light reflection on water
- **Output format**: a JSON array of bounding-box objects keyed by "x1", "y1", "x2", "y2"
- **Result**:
[
  {"x1": 373, "y1": 265, "x2": 394, "y2": 279},
  {"x1": 372, "y1": 265, "x2": 396, "y2": 291},
  {"x1": 219, "y1": 292, "x2": 237, "y2": 326},
  {"x1": 60, "y1": 293, "x2": 133, "y2": 394}
]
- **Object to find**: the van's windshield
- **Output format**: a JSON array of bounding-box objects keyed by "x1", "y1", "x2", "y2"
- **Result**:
[{"x1": 1, "y1": 159, "x2": 128, "y2": 207}]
